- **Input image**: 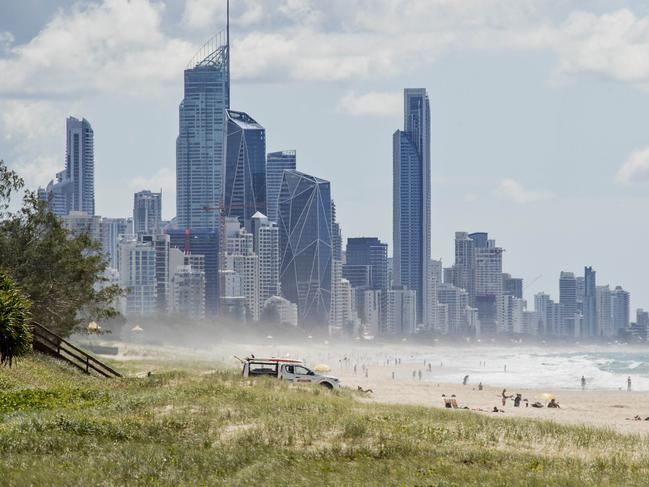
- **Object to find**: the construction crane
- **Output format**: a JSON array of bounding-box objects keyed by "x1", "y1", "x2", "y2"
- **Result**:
[{"x1": 524, "y1": 274, "x2": 543, "y2": 291}]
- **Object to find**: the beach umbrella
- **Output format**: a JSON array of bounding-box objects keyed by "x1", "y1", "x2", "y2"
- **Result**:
[
  {"x1": 536, "y1": 393, "x2": 555, "y2": 401},
  {"x1": 87, "y1": 321, "x2": 100, "y2": 332},
  {"x1": 314, "y1": 364, "x2": 331, "y2": 373}
]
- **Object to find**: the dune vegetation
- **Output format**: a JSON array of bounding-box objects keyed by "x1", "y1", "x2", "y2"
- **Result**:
[{"x1": 1, "y1": 354, "x2": 649, "y2": 486}]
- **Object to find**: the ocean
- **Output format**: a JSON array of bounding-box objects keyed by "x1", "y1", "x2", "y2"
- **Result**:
[{"x1": 400, "y1": 348, "x2": 649, "y2": 391}]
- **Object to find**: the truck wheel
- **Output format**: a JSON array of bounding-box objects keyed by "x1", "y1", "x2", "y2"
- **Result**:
[{"x1": 320, "y1": 382, "x2": 333, "y2": 390}]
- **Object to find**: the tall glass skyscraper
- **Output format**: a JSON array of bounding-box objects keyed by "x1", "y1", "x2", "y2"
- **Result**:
[
  {"x1": 39, "y1": 117, "x2": 94, "y2": 217},
  {"x1": 266, "y1": 150, "x2": 296, "y2": 223},
  {"x1": 393, "y1": 88, "x2": 431, "y2": 326},
  {"x1": 176, "y1": 34, "x2": 230, "y2": 230},
  {"x1": 224, "y1": 110, "x2": 266, "y2": 230},
  {"x1": 66, "y1": 116, "x2": 95, "y2": 215},
  {"x1": 278, "y1": 170, "x2": 332, "y2": 330}
]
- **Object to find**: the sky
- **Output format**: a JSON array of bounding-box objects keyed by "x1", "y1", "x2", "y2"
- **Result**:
[{"x1": 1, "y1": 0, "x2": 649, "y2": 311}]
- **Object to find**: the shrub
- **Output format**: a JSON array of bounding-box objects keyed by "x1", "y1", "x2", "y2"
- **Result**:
[{"x1": 0, "y1": 271, "x2": 32, "y2": 366}]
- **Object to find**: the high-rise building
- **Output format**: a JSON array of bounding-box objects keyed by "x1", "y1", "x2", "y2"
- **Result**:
[
  {"x1": 133, "y1": 190, "x2": 162, "y2": 236},
  {"x1": 453, "y1": 232, "x2": 475, "y2": 302},
  {"x1": 176, "y1": 32, "x2": 230, "y2": 230},
  {"x1": 150, "y1": 234, "x2": 170, "y2": 314},
  {"x1": 503, "y1": 273, "x2": 523, "y2": 299},
  {"x1": 65, "y1": 117, "x2": 95, "y2": 215},
  {"x1": 437, "y1": 283, "x2": 470, "y2": 335},
  {"x1": 559, "y1": 272, "x2": 578, "y2": 336},
  {"x1": 266, "y1": 150, "x2": 296, "y2": 223},
  {"x1": 223, "y1": 219, "x2": 259, "y2": 321},
  {"x1": 501, "y1": 294, "x2": 526, "y2": 334},
  {"x1": 118, "y1": 236, "x2": 157, "y2": 316},
  {"x1": 596, "y1": 285, "x2": 612, "y2": 337},
  {"x1": 345, "y1": 237, "x2": 388, "y2": 291},
  {"x1": 172, "y1": 265, "x2": 206, "y2": 320},
  {"x1": 635, "y1": 309, "x2": 649, "y2": 341},
  {"x1": 251, "y1": 212, "x2": 280, "y2": 317},
  {"x1": 224, "y1": 110, "x2": 267, "y2": 229},
  {"x1": 278, "y1": 170, "x2": 332, "y2": 331},
  {"x1": 61, "y1": 211, "x2": 101, "y2": 241},
  {"x1": 534, "y1": 292, "x2": 562, "y2": 336},
  {"x1": 38, "y1": 117, "x2": 95, "y2": 217},
  {"x1": 583, "y1": 266, "x2": 597, "y2": 337},
  {"x1": 166, "y1": 228, "x2": 219, "y2": 316},
  {"x1": 473, "y1": 237, "x2": 503, "y2": 335},
  {"x1": 393, "y1": 88, "x2": 431, "y2": 326},
  {"x1": 385, "y1": 288, "x2": 417, "y2": 336},
  {"x1": 611, "y1": 286, "x2": 630, "y2": 334},
  {"x1": 100, "y1": 217, "x2": 129, "y2": 269}
]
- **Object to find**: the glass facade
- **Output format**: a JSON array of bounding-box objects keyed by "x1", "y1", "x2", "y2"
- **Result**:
[
  {"x1": 278, "y1": 171, "x2": 332, "y2": 330},
  {"x1": 224, "y1": 110, "x2": 266, "y2": 230},
  {"x1": 266, "y1": 150, "x2": 296, "y2": 223},
  {"x1": 176, "y1": 35, "x2": 230, "y2": 230},
  {"x1": 393, "y1": 89, "x2": 431, "y2": 326},
  {"x1": 345, "y1": 237, "x2": 388, "y2": 291}
]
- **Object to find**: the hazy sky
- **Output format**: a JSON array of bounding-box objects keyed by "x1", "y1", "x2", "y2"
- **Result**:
[{"x1": 1, "y1": 0, "x2": 649, "y2": 311}]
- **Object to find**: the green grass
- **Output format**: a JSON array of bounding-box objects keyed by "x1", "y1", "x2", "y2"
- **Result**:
[{"x1": 1, "y1": 354, "x2": 648, "y2": 486}]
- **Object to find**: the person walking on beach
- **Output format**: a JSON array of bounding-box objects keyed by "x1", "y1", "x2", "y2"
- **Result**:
[
  {"x1": 418, "y1": 370, "x2": 422, "y2": 381},
  {"x1": 627, "y1": 376, "x2": 632, "y2": 392},
  {"x1": 462, "y1": 375, "x2": 469, "y2": 386},
  {"x1": 581, "y1": 376, "x2": 586, "y2": 390},
  {"x1": 478, "y1": 382, "x2": 483, "y2": 391}
]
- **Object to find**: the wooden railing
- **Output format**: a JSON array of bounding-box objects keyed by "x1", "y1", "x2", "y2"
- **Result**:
[{"x1": 30, "y1": 322, "x2": 122, "y2": 378}]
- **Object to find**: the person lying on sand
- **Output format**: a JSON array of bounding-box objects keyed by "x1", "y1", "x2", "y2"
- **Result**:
[
  {"x1": 356, "y1": 386, "x2": 373, "y2": 394},
  {"x1": 531, "y1": 402, "x2": 544, "y2": 408},
  {"x1": 547, "y1": 398, "x2": 560, "y2": 408},
  {"x1": 492, "y1": 406, "x2": 504, "y2": 413}
]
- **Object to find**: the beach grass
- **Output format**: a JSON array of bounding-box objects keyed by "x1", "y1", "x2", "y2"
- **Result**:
[{"x1": 1, "y1": 354, "x2": 648, "y2": 486}]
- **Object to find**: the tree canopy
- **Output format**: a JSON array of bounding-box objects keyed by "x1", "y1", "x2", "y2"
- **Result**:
[
  {"x1": 0, "y1": 160, "x2": 122, "y2": 337},
  {"x1": 0, "y1": 271, "x2": 31, "y2": 366}
]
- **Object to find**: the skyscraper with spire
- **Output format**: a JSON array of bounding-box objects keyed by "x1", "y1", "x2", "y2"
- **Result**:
[{"x1": 176, "y1": 6, "x2": 230, "y2": 230}]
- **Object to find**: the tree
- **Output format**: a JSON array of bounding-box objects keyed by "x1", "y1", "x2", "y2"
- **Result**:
[
  {"x1": 0, "y1": 161, "x2": 123, "y2": 336},
  {"x1": 0, "y1": 271, "x2": 32, "y2": 367}
]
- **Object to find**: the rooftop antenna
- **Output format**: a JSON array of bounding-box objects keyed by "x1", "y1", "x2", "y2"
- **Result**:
[{"x1": 226, "y1": 0, "x2": 231, "y2": 104}]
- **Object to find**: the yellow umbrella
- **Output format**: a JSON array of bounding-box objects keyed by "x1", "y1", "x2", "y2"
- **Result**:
[
  {"x1": 536, "y1": 393, "x2": 555, "y2": 401},
  {"x1": 314, "y1": 364, "x2": 331, "y2": 373},
  {"x1": 87, "y1": 321, "x2": 99, "y2": 331}
]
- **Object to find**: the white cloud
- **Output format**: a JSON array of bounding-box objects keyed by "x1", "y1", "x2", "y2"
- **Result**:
[
  {"x1": 616, "y1": 147, "x2": 649, "y2": 184},
  {"x1": 5, "y1": 1, "x2": 649, "y2": 96},
  {"x1": 337, "y1": 91, "x2": 401, "y2": 117},
  {"x1": 553, "y1": 9, "x2": 649, "y2": 88},
  {"x1": 129, "y1": 167, "x2": 176, "y2": 195},
  {"x1": 0, "y1": 0, "x2": 195, "y2": 98},
  {"x1": 496, "y1": 178, "x2": 555, "y2": 203}
]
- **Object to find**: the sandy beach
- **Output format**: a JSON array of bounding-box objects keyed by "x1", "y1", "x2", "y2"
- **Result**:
[
  {"x1": 216, "y1": 341, "x2": 649, "y2": 434},
  {"x1": 106, "y1": 339, "x2": 649, "y2": 434},
  {"x1": 333, "y1": 361, "x2": 649, "y2": 435}
]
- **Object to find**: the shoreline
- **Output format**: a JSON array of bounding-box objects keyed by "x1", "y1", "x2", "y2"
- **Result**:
[{"x1": 334, "y1": 363, "x2": 649, "y2": 434}]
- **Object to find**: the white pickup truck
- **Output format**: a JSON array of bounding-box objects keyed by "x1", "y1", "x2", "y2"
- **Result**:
[{"x1": 240, "y1": 357, "x2": 340, "y2": 390}]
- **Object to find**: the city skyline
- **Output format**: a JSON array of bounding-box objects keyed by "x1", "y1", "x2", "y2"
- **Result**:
[{"x1": 2, "y1": 1, "x2": 649, "y2": 313}]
